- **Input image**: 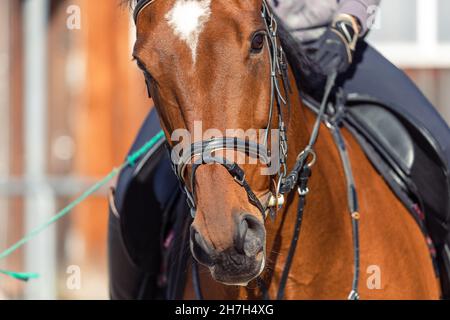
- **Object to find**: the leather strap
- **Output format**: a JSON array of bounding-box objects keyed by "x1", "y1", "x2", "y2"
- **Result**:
[{"x1": 276, "y1": 165, "x2": 311, "y2": 300}]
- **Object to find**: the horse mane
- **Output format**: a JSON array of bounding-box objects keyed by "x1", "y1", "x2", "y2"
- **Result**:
[{"x1": 274, "y1": 18, "x2": 326, "y2": 99}]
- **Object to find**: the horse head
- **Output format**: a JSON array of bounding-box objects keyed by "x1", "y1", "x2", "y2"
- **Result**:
[{"x1": 133, "y1": 0, "x2": 292, "y2": 286}]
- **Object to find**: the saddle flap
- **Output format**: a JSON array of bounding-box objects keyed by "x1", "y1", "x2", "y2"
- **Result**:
[
  {"x1": 348, "y1": 104, "x2": 415, "y2": 175},
  {"x1": 345, "y1": 97, "x2": 450, "y2": 229}
]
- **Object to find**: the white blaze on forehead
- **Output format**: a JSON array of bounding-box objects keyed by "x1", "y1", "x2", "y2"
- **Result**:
[{"x1": 165, "y1": 0, "x2": 212, "y2": 64}]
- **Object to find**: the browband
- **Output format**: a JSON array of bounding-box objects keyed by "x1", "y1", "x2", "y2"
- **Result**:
[{"x1": 133, "y1": 0, "x2": 157, "y2": 23}]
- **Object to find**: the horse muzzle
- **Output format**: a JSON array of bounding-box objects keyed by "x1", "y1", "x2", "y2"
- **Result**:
[{"x1": 190, "y1": 214, "x2": 266, "y2": 286}]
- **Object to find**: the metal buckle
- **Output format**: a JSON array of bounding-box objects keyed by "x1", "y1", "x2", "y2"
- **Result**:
[
  {"x1": 234, "y1": 174, "x2": 246, "y2": 186},
  {"x1": 297, "y1": 186, "x2": 310, "y2": 196},
  {"x1": 267, "y1": 193, "x2": 285, "y2": 208},
  {"x1": 185, "y1": 187, "x2": 196, "y2": 208},
  {"x1": 347, "y1": 290, "x2": 360, "y2": 300},
  {"x1": 297, "y1": 148, "x2": 317, "y2": 168}
]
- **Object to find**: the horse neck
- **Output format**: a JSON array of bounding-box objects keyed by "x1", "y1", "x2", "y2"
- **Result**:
[
  {"x1": 262, "y1": 65, "x2": 352, "y2": 282},
  {"x1": 283, "y1": 70, "x2": 321, "y2": 170}
]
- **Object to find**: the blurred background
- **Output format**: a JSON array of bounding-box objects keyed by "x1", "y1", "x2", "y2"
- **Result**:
[{"x1": 0, "y1": 0, "x2": 449, "y2": 300}]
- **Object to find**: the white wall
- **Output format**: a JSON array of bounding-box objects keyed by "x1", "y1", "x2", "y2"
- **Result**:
[
  {"x1": 367, "y1": 0, "x2": 450, "y2": 123},
  {"x1": 368, "y1": 0, "x2": 450, "y2": 68}
]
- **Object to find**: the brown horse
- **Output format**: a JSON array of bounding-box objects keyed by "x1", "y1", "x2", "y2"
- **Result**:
[{"x1": 132, "y1": 0, "x2": 440, "y2": 299}]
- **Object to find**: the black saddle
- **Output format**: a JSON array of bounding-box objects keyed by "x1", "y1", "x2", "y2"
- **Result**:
[{"x1": 304, "y1": 92, "x2": 450, "y2": 297}]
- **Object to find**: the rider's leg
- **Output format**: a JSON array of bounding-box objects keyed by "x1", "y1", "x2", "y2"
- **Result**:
[{"x1": 108, "y1": 108, "x2": 179, "y2": 299}]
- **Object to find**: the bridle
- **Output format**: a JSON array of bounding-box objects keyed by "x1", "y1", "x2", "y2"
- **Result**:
[
  {"x1": 133, "y1": 0, "x2": 361, "y2": 300},
  {"x1": 134, "y1": 0, "x2": 294, "y2": 221}
]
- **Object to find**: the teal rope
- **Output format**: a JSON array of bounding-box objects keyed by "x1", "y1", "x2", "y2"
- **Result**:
[
  {"x1": 127, "y1": 130, "x2": 165, "y2": 166},
  {"x1": 0, "y1": 270, "x2": 39, "y2": 282},
  {"x1": 0, "y1": 130, "x2": 165, "y2": 282}
]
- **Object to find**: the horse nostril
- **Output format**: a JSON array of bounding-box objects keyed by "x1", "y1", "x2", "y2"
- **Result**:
[
  {"x1": 235, "y1": 219, "x2": 249, "y2": 254},
  {"x1": 235, "y1": 214, "x2": 265, "y2": 257},
  {"x1": 190, "y1": 226, "x2": 215, "y2": 267}
]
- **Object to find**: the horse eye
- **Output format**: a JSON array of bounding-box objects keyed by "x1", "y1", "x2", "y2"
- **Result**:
[{"x1": 251, "y1": 32, "x2": 265, "y2": 53}]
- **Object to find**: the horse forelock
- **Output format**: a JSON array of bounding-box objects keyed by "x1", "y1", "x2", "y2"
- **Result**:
[{"x1": 165, "y1": 0, "x2": 212, "y2": 64}]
